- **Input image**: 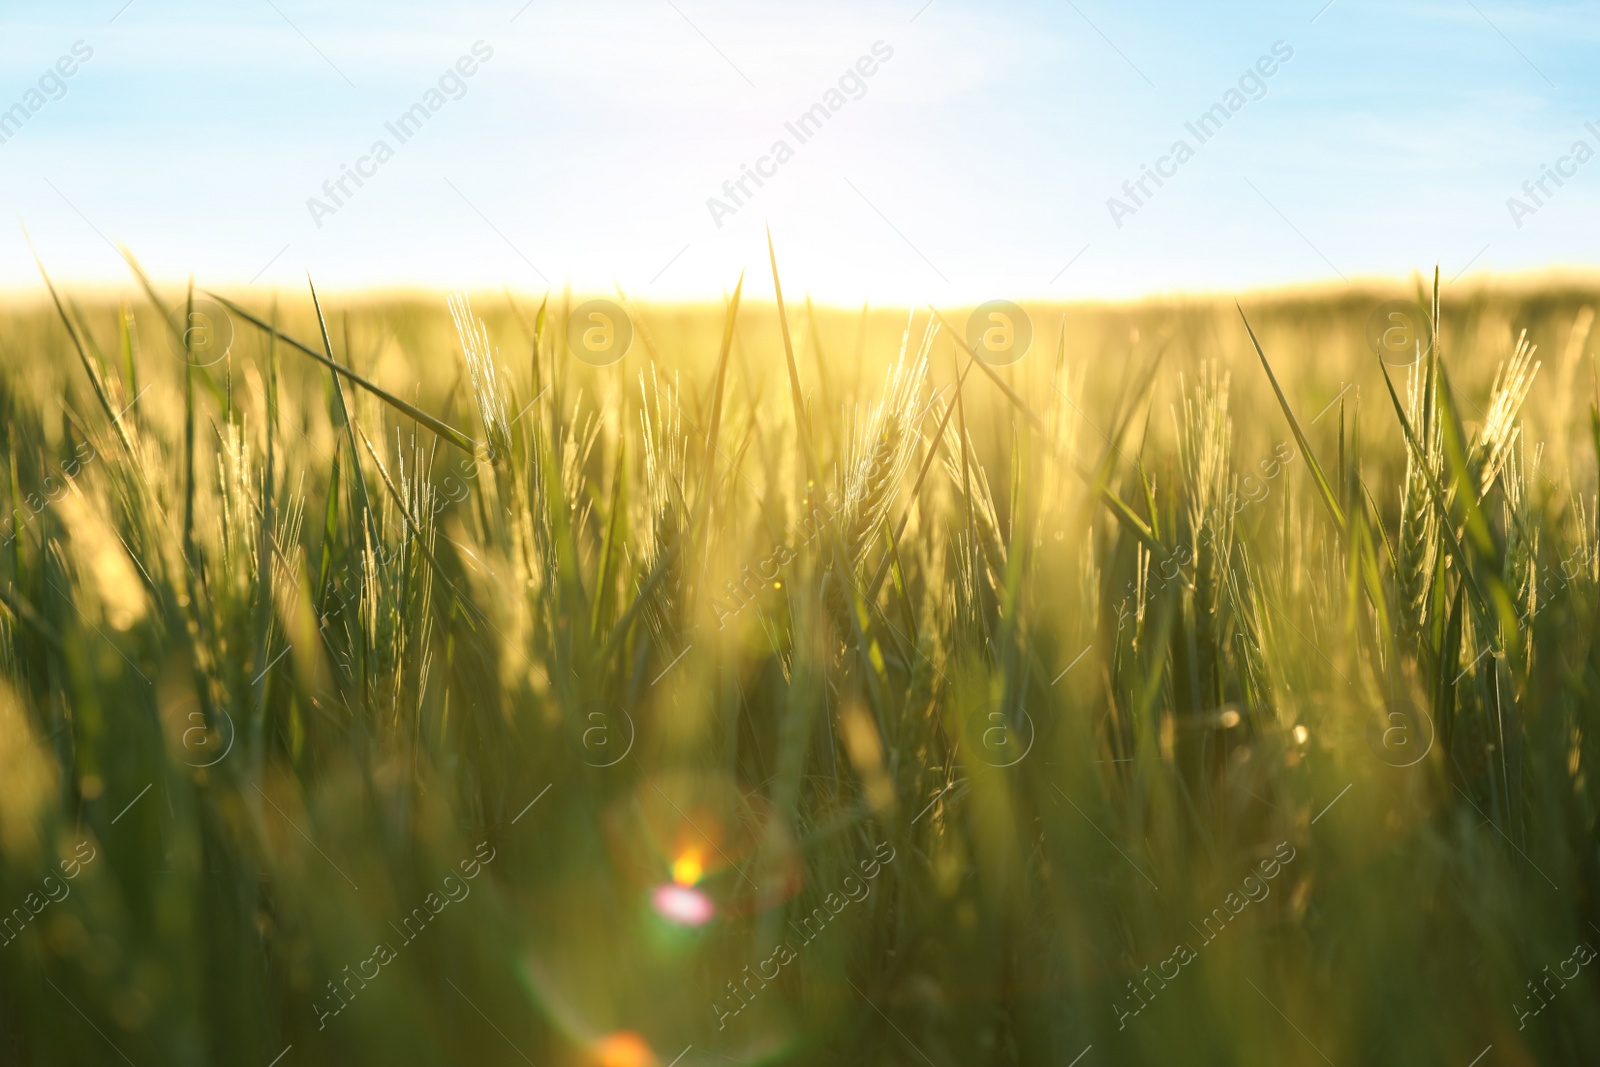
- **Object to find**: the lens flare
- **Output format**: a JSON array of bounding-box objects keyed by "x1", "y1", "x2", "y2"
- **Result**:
[
  {"x1": 594, "y1": 1030, "x2": 657, "y2": 1067},
  {"x1": 603, "y1": 773, "x2": 802, "y2": 922},
  {"x1": 651, "y1": 882, "x2": 714, "y2": 926},
  {"x1": 671, "y1": 848, "x2": 703, "y2": 886}
]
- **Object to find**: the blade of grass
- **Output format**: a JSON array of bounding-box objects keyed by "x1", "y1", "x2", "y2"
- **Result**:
[
  {"x1": 1236, "y1": 304, "x2": 1346, "y2": 534},
  {"x1": 590, "y1": 440, "x2": 627, "y2": 641},
  {"x1": 767, "y1": 228, "x2": 823, "y2": 487},
  {"x1": 864, "y1": 372, "x2": 971, "y2": 604},
  {"x1": 1375, "y1": 355, "x2": 1494, "y2": 620},
  {"x1": 308, "y1": 281, "x2": 379, "y2": 549},
  {"x1": 930, "y1": 307, "x2": 1046, "y2": 435},
  {"x1": 350, "y1": 418, "x2": 482, "y2": 632},
  {"x1": 207, "y1": 290, "x2": 479, "y2": 456},
  {"x1": 31, "y1": 249, "x2": 139, "y2": 461}
]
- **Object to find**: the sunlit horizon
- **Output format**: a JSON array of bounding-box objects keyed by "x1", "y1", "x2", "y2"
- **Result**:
[{"x1": 3, "y1": 0, "x2": 1598, "y2": 302}]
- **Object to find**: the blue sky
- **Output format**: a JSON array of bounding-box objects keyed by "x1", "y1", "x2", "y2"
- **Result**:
[{"x1": 1, "y1": 0, "x2": 1597, "y2": 302}]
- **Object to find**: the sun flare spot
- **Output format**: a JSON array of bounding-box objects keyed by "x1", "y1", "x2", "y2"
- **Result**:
[
  {"x1": 651, "y1": 883, "x2": 714, "y2": 926},
  {"x1": 594, "y1": 1030, "x2": 657, "y2": 1067},
  {"x1": 671, "y1": 848, "x2": 703, "y2": 886}
]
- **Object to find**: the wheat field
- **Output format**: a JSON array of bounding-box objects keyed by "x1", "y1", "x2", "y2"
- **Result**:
[{"x1": 1, "y1": 259, "x2": 1598, "y2": 1066}]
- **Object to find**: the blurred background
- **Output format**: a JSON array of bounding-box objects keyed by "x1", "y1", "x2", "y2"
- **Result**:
[{"x1": 5, "y1": 3, "x2": 1600, "y2": 1066}]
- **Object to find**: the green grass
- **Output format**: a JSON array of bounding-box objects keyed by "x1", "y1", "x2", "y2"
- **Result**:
[{"x1": 1, "y1": 264, "x2": 1599, "y2": 1066}]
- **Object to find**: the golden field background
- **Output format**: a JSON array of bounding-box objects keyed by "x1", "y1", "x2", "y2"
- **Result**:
[{"x1": 0, "y1": 270, "x2": 1598, "y2": 1066}]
